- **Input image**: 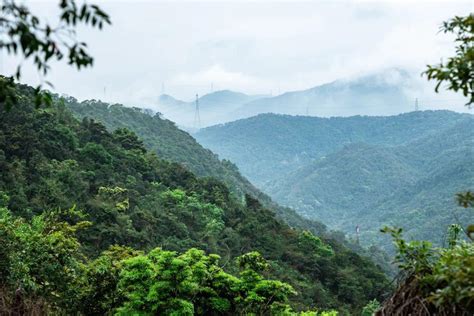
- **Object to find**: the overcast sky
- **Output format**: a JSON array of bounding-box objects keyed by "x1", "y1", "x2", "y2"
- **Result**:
[{"x1": 1, "y1": 0, "x2": 473, "y2": 110}]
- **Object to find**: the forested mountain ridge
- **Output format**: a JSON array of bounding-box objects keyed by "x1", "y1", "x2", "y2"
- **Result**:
[
  {"x1": 195, "y1": 111, "x2": 474, "y2": 250},
  {"x1": 66, "y1": 98, "x2": 328, "y2": 233},
  {"x1": 196, "y1": 111, "x2": 471, "y2": 186},
  {"x1": 0, "y1": 83, "x2": 389, "y2": 313}
]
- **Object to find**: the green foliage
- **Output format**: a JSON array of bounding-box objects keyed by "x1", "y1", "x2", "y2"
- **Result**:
[
  {"x1": 360, "y1": 299, "x2": 380, "y2": 316},
  {"x1": 381, "y1": 226, "x2": 474, "y2": 314},
  {"x1": 0, "y1": 83, "x2": 389, "y2": 313},
  {"x1": 298, "y1": 230, "x2": 334, "y2": 258},
  {"x1": 89, "y1": 245, "x2": 334, "y2": 315},
  {"x1": 381, "y1": 227, "x2": 434, "y2": 275},
  {"x1": 66, "y1": 98, "x2": 325, "y2": 234},
  {"x1": 0, "y1": 207, "x2": 335, "y2": 315},
  {"x1": 0, "y1": 206, "x2": 89, "y2": 313},
  {"x1": 379, "y1": 16, "x2": 474, "y2": 314},
  {"x1": 447, "y1": 224, "x2": 463, "y2": 248},
  {"x1": 424, "y1": 14, "x2": 474, "y2": 106},
  {"x1": 80, "y1": 245, "x2": 141, "y2": 315},
  {"x1": 426, "y1": 242, "x2": 474, "y2": 309},
  {"x1": 0, "y1": 1, "x2": 110, "y2": 109},
  {"x1": 456, "y1": 191, "x2": 474, "y2": 241}
]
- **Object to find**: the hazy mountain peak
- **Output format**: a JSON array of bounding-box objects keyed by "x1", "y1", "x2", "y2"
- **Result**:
[
  {"x1": 158, "y1": 94, "x2": 187, "y2": 106},
  {"x1": 198, "y1": 90, "x2": 251, "y2": 104}
]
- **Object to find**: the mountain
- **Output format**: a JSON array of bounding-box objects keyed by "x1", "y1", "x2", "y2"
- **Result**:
[
  {"x1": 0, "y1": 83, "x2": 389, "y2": 313},
  {"x1": 157, "y1": 90, "x2": 266, "y2": 128},
  {"x1": 156, "y1": 69, "x2": 418, "y2": 128},
  {"x1": 232, "y1": 68, "x2": 413, "y2": 119},
  {"x1": 66, "y1": 98, "x2": 327, "y2": 233},
  {"x1": 195, "y1": 110, "x2": 469, "y2": 186},
  {"x1": 67, "y1": 95, "x2": 397, "y2": 271},
  {"x1": 158, "y1": 93, "x2": 188, "y2": 107},
  {"x1": 195, "y1": 111, "x2": 474, "y2": 250}
]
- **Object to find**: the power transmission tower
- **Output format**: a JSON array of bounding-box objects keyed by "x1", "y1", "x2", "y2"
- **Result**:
[
  {"x1": 355, "y1": 225, "x2": 360, "y2": 245},
  {"x1": 194, "y1": 93, "x2": 201, "y2": 129},
  {"x1": 415, "y1": 98, "x2": 419, "y2": 111}
]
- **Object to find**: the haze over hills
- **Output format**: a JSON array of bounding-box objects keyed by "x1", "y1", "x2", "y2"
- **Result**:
[
  {"x1": 157, "y1": 90, "x2": 267, "y2": 128},
  {"x1": 233, "y1": 68, "x2": 413, "y2": 119},
  {"x1": 2, "y1": 1, "x2": 473, "y2": 314},
  {"x1": 195, "y1": 110, "x2": 474, "y2": 250},
  {"x1": 156, "y1": 68, "x2": 421, "y2": 128}
]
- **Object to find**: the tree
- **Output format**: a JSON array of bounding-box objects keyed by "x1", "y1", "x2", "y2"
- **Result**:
[
  {"x1": 0, "y1": 206, "x2": 90, "y2": 314},
  {"x1": 378, "y1": 14, "x2": 474, "y2": 315},
  {"x1": 424, "y1": 14, "x2": 474, "y2": 106},
  {"x1": 424, "y1": 13, "x2": 474, "y2": 240},
  {"x1": 0, "y1": 0, "x2": 110, "y2": 109}
]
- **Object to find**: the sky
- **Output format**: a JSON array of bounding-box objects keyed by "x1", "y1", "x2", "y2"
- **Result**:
[{"x1": 1, "y1": 0, "x2": 473, "y2": 111}]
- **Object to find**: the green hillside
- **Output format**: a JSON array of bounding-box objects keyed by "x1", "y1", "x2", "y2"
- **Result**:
[
  {"x1": 66, "y1": 98, "x2": 328, "y2": 235},
  {"x1": 195, "y1": 112, "x2": 474, "y2": 250},
  {"x1": 195, "y1": 111, "x2": 470, "y2": 186},
  {"x1": 0, "y1": 83, "x2": 389, "y2": 314}
]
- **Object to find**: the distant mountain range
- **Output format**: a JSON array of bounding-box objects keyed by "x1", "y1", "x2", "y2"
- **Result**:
[
  {"x1": 195, "y1": 110, "x2": 474, "y2": 251},
  {"x1": 157, "y1": 68, "x2": 416, "y2": 128},
  {"x1": 157, "y1": 90, "x2": 266, "y2": 128}
]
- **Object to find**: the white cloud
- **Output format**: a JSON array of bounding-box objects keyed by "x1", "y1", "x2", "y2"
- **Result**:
[
  {"x1": 170, "y1": 65, "x2": 268, "y2": 96},
  {"x1": 1, "y1": 0, "x2": 472, "y2": 112}
]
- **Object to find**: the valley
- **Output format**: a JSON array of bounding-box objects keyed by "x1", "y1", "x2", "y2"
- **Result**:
[
  {"x1": 195, "y1": 111, "x2": 474, "y2": 250},
  {"x1": 1, "y1": 2, "x2": 472, "y2": 314}
]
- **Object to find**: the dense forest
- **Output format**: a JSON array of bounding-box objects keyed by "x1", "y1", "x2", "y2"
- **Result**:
[
  {"x1": 65, "y1": 97, "x2": 345, "y2": 239},
  {"x1": 195, "y1": 112, "x2": 474, "y2": 250},
  {"x1": 0, "y1": 83, "x2": 391, "y2": 314},
  {"x1": 0, "y1": 2, "x2": 472, "y2": 313}
]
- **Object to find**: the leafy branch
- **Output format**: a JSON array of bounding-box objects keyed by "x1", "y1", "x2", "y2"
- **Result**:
[
  {"x1": 0, "y1": 0, "x2": 111, "y2": 110},
  {"x1": 423, "y1": 14, "x2": 474, "y2": 106}
]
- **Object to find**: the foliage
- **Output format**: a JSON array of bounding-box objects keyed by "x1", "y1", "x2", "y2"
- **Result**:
[
  {"x1": 79, "y1": 245, "x2": 142, "y2": 315},
  {"x1": 0, "y1": 83, "x2": 389, "y2": 313},
  {"x1": 379, "y1": 14, "x2": 474, "y2": 315},
  {"x1": 380, "y1": 227, "x2": 434, "y2": 275},
  {"x1": 298, "y1": 230, "x2": 334, "y2": 258},
  {"x1": 0, "y1": 206, "x2": 89, "y2": 314},
  {"x1": 117, "y1": 248, "x2": 302, "y2": 315},
  {"x1": 360, "y1": 299, "x2": 380, "y2": 316},
  {"x1": 0, "y1": 0, "x2": 110, "y2": 109},
  {"x1": 426, "y1": 242, "x2": 474, "y2": 309},
  {"x1": 0, "y1": 207, "x2": 339, "y2": 315},
  {"x1": 65, "y1": 98, "x2": 326, "y2": 235},
  {"x1": 424, "y1": 14, "x2": 474, "y2": 106},
  {"x1": 456, "y1": 191, "x2": 474, "y2": 241},
  {"x1": 380, "y1": 227, "x2": 474, "y2": 315}
]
